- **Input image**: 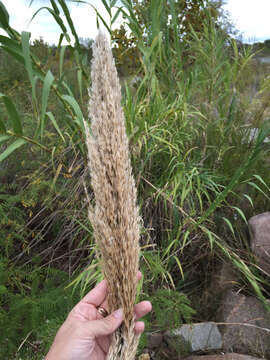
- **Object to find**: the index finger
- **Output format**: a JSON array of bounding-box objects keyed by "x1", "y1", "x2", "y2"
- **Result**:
[{"x1": 81, "y1": 279, "x2": 108, "y2": 307}]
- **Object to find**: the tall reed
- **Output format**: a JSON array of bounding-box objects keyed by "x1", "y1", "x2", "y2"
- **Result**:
[{"x1": 84, "y1": 32, "x2": 140, "y2": 359}]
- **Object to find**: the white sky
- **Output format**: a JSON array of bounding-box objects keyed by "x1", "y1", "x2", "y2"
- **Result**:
[
  {"x1": 0, "y1": 0, "x2": 118, "y2": 44},
  {"x1": 223, "y1": 0, "x2": 270, "y2": 43},
  {"x1": 1, "y1": 0, "x2": 270, "y2": 44}
]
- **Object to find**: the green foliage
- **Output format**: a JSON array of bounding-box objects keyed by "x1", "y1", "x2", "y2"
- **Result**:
[
  {"x1": 0, "y1": 260, "x2": 80, "y2": 358},
  {"x1": 151, "y1": 288, "x2": 195, "y2": 330}
]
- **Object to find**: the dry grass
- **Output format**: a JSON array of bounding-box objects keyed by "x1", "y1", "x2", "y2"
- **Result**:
[{"x1": 84, "y1": 32, "x2": 141, "y2": 359}]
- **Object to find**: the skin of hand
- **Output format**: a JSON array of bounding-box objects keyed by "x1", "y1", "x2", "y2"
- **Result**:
[{"x1": 45, "y1": 274, "x2": 151, "y2": 360}]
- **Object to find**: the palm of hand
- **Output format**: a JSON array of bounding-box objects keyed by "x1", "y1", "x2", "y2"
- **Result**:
[
  {"x1": 69, "y1": 301, "x2": 111, "y2": 360},
  {"x1": 46, "y1": 277, "x2": 151, "y2": 360}
]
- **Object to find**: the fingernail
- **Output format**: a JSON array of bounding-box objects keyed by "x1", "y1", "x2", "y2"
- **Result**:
[{"x1": 113, "y1": 308, "x2": 123, "y2": 319}]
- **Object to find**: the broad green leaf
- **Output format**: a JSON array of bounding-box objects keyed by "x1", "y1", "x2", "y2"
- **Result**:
[
  {"x1": 59, "y1": 45, "x2": 67, "y2": 78},
  {"x1": 62, "y1": 82, "x2": 74, "y2": 97},
  {"x1": 46, "y1": 112, "x2": 65, "y2": 142},
  {"x1": 1, "y1": 45, "x2": 25, "y2": 64},
  {"x1": 57, "y1": 33, "x2": 64, "y2": 49},
  {"x1": 111, "y1": 0, "x2": 118, "y2": 8},
  {"x1": 50, "y1": 0, "x2": 60, "y2": 15},
  {"x1": 0, "y1": 117, "x2": 6, "y2": 133},
  {"x1": 0, "y1": 35, "x2": 22, "y2": 54},
  {"x1": 0, "y1": 134, "x2": 10, "y2": 143},
  {"x1": 0, "y1": 1, "x2": 9, "y2": 29},
  {"x1": 21, "y1": 32, "x2": 33, "y2": 86},
  {"x1": 40, "y1": 70, "x2": 54, "y2": 139},
  {"x1": 0, "y1": 93, "x2": 22, "y2": 134},
  {"x1": 58, "y1": 0, "x2": 80, "y2": 47},
  {"x1": 100, "y1": 0, "x2": 111, "y2": 16},
  {"x1": 62, "y1": 95, "x2": 84, "y2": 130},
  {"x1": 0, "y1": 138, "x2": 27, "y2": 162}
]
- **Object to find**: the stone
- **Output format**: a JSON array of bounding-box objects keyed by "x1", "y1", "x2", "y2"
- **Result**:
[
  {"x1": 165, "y1": 322, "x2": 222, "y2": 353},
  {"x1": 186, "y1": 354, "x2": 265, "y2": 360},
  {"x1": 218, "y1": 290, "x2": 270, "y2": 357},
  {"x1": 146, "y1": 332, "x2": 163, "y2": 349},
  {"x1": 248, "y1": 212, "x2": 270, "y2": 274}
]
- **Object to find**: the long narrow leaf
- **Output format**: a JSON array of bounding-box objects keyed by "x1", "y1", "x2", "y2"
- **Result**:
[
  {"x1": 0, "y1": 134, "x2": 10, "y2": 143},
  {"x1": 21, "y1": 32, "x2": 33, "y2": 86},
  {"x1": 0, "y1": 117, "x2": 6, "y2": 133},
  {"x1": 30, "y1": 7, "x2": 70, "y2": 43},
  {"x1": 58, "y1": 0, "x2": 80, "y2": 47},
  {"x1": 89, "y1": 4, "x2": 111, "y2": 34},
  {"x1": 41, "y1": 70, "x2": 54, "y2": 139},
  {"x1": 77, "y1": 68, "x2": 83, "y2": 103},
  {"x1": 111, "y1": 6, "x2": 121, "y2": 25},
  {"x1": 1, "y1": 46, "x2": 25, "y2": 64},
  {"x1": 231, "y1": 206, "x2": 247, "y2": 224},
  {"x1": 50, "y1": 0, "x2": 60, "y2": 15},
  {"x1": 253, "y1": 174, "x2": 270, "y2": 192},
  {"x1": 0, "y1": 138, "x2": 27, "y2": 162},
  {"x1": 59, "y1": 45, "x2": 67, "y2": 78},
  {"x1": 0, "y1": 35, "x2": 22, "y2": 54},
  {"x1": 0, "y1": 93, "x2": 22, "y2": 134},
  {"x1": 222, "y1": 217, "x2": 235, "y2": 236},
  {"x1": 0, "y1": 1, "x2": 9, "y2": 29},
  {"x1": 61, "y1": 95, "x2": 84, "y2": 130},
  {"x1": 46, "y1": 112, "x2": 65, "y2": 142},
  {"x1": 100, "y1": 0, "x2": 111, "y2": 16}
]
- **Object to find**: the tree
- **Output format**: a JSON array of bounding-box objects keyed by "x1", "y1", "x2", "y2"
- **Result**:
[{"x1": 111, "y1": 0, "x2": 227, "y2": 75}]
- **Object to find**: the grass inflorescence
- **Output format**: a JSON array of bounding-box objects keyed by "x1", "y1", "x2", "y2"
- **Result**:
[{"x1": 0, "y1": 0, "x2": 270, "y2": 358}]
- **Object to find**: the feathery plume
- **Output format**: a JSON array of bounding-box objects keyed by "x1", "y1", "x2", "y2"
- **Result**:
[{"x1": 84, "y1": 32, "x2": 140, "y2": 359}]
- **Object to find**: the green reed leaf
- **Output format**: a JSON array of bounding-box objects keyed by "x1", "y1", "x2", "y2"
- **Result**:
[
  {"x1": 41, "y1": 70, "x2": 54, "y2": 140},
  {"x1": 0, "y1": 93, "x2": 22, "y2": 135},
  {"x1": 0, "y1": 138, "x2": 27, "y2": 162}
]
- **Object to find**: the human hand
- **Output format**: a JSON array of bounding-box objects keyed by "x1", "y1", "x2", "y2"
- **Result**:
[{"x1": 45, "y1": 273, "x2": 151, "y2": 360}]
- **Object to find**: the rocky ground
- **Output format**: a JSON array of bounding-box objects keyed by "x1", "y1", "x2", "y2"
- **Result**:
[{"x1": 139, "y1": 213, "x2": 270, "y2": 360}]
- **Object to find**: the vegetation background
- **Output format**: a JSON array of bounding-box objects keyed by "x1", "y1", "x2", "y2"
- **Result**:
[{"x1": 0, "y1": 0, "x2": 270, "y2": 358}]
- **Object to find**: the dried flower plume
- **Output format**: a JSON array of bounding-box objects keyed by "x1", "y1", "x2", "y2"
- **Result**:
[{"x1": 84, "y1": 32, "x2": 140, "y2": 359}]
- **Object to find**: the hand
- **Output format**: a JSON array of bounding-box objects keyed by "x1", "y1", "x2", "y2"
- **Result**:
[{"x1": 45, "y1": 274, "x2": 151, "y2": 360}]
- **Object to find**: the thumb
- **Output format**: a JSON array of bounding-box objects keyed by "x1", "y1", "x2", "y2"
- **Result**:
[{"x1": 88, "y1": 309, "x2": 124, "y2": 337}]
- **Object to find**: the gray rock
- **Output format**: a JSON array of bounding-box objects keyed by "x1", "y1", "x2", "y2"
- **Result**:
[
  {"x1": 146, "y1": 332, "x2": 163, "y2": 349},
  {"x1": 186, "y1": 354, "x2": 265, "y2": 360},
  {"x1": 165, "y1": 322, "x2": 222, "y2": 353},
  {"x1": 248, "y1": 212, "x2": 270, "y2": 274},
  {"x1": 218, "y1": 290, "x2": 270, "y2": 357}
]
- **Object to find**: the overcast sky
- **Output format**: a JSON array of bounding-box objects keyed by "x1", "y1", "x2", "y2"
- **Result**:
[
  {"x1": 223, "y1": 0, "x2": 270, "y2": 43},
  {"x1": 1, "y1": 0, "x2": 270, "y2": 44}
]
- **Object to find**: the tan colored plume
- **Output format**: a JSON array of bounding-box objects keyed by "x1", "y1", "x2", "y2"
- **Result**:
[{"x1": 84, "y1": 31, "x2": 140, "y2": 360}]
